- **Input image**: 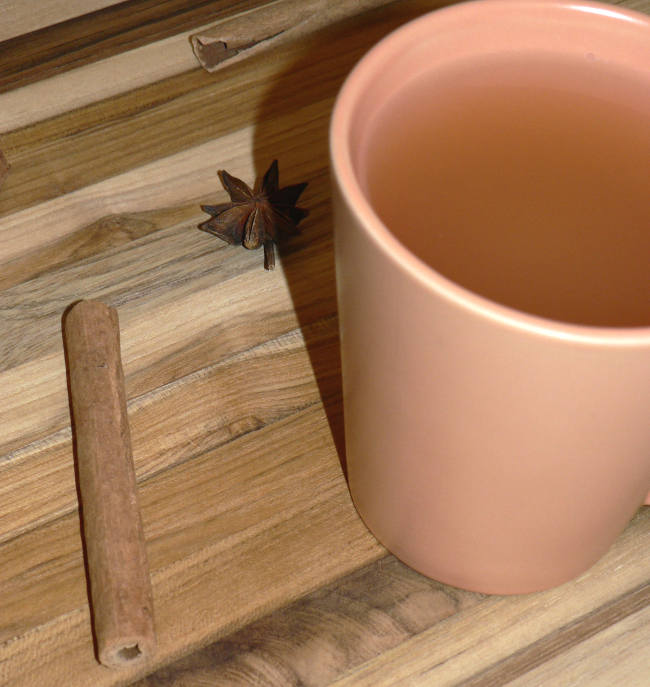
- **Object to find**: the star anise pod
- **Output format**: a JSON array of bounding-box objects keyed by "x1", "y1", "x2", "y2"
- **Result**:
[{"x1": 198, "y1": 160, "x2": 308, "y2": 270}]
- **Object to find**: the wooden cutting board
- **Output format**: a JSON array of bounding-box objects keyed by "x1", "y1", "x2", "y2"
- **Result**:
[{"x1": 1, "y1": 1, "x2": 648, "y2": 685}]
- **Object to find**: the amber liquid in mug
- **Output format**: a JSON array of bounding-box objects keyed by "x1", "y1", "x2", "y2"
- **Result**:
[{"x1": 361, "y1": 53, "x2": 650, "y2": 326}]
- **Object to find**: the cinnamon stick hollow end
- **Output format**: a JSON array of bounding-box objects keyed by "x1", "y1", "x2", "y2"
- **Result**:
[
  {"x1": 64, "y1": 299, "x2": 156, "y2": 668},
  {"x1": 99, "y1": 631, "x2": 156, "y2": 668}
]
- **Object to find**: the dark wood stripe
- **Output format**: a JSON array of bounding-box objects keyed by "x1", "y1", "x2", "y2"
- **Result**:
[
  {"x1": 0, "y1": 0, "x2": 271, "y2": 94},
  {"x1": 462, "y1": 582, "x2": 650, "y2": 686}
]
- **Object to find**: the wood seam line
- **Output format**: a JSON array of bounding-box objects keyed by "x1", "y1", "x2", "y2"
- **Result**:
[{"x1": 458, "y1": 581, "x2": 650, "y2": 687}]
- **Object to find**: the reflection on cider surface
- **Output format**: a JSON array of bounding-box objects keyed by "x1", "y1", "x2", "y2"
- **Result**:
[{"x1": 361, "y1": 53, "x2": 650, "y2": 326}]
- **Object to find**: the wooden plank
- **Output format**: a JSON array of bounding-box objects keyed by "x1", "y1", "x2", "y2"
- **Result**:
[
  {"x1": 0, "y1": 204, "x2": 197, "y2": 291},
  {"x1": 0, "y1": 327, "x2": 340, "y2": 637},
  {"x1": 131, "y1": 555, "x2": 485, "y2": 686},
  {"x1": 0, "y1": 0, "x2": 451, "y2": 218},
  {"x1": 0, "y1": 0, "x2": 399, "y2": 133},
  {"x1": 0, "y1": 2, "x2": 647, "y2": 686},
  {"x1": 0, "y1": 123, "x2": 259, "y2": 265},
  {"x1": 0, "y1": 405, "x2": 385, "y2": 687},
  {"x1": 0, "y1": 1, "x2": 124, "y2": 43},
  {"x1": 0, "y1": 56, "x2": 321, "y2": 219},
  {"x1": 328, "y1": 509, "x2": 650, "y2": 686},
  {"x1": 464, "y1": 583, "x2": 650, "y2": 686},
  {"x1": 123, "y1": 511, "x2": 650, "y2": 685},
  {"x1": 0, "y1": 169, "x2": 332, "y2": 456},
  {"x1": 0, "y1": 29, "x2": 202, "y2": 134},
  {"x1": 0, "y1": 0, "x2": 274, "y2": 94},
  {"x1": 0, "y1": 96, "x2": 325, "y2": 266},
  {"x1": 505, "y1": 604, "x2": 650, "y2": 686},
  {"x1": 0, "y1": 316, "x2": 339, "y2": 544}
]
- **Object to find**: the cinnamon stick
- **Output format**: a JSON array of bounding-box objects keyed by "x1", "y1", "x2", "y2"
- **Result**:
[{"x1": 64, "y1": 300, "x2": 155, "y2": 668}]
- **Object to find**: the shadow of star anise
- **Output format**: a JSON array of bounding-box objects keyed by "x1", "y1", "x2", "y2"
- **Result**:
[{"x1": 198, "y1": 159, "x2": 309, "y2": 270}]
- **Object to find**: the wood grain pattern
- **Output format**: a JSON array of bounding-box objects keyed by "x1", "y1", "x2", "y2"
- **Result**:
[
  {"x1": 464, "y1": 582, "x2": 650, "y2": 686},
  {"x1": 0, "y1": 29, "x2": 201, "y2": 133},
  {"x1": 0, "y1": 0, "x2": 124, "y2": 42},
  {"x1": 1, "y1": 405, "x2": 385, "y2": 685},
  {"x1": 506, "y1": 604, "x2": 650, "y2": 687},
  {"x1": 131, "y1": 511, "x2": 650, "y2": 686},
  {"x1": 0, "y1": 0, "x2": 445, "y2": 219},
  {"x1": 328, "y1": 512, "x2": 650, "y2": 687},
  {"x1": 0, "y1": 0, "x2": 273, "y2": 93},
  {"x1": 0, "y1": 0, "x2": 395, "y2": 132},
  {"x1": 133, "y1": 555, "x2": 485, "y2": 686},
  {"x1": 0, "y1": 1, "x2": 648, "y2": 686}
]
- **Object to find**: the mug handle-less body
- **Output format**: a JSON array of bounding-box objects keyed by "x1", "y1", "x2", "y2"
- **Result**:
[
  {"x1": 333, "y1": 196, "x2": 650, "y2": 594},
  {"x1": 330, "y1": 0, "x2": 650, "y2": 594}
]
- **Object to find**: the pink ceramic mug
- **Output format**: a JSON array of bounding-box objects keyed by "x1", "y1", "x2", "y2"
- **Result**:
[{"x1": 330, "y1": 0, "x2": 650, "y2": 594}]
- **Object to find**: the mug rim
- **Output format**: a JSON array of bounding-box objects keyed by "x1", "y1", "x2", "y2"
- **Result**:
[{"x1": 329, "y1": 0, "x2": 650, "y2": 345}]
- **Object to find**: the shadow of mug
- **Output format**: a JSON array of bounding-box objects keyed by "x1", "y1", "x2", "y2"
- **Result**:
[{"x1": 250, "y1": 0, "x2": 456, "y2": 475}]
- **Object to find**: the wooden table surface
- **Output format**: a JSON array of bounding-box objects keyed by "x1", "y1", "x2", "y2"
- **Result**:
[{"x1": 1, "y1": 1, "x2": 648, "y2": 685}]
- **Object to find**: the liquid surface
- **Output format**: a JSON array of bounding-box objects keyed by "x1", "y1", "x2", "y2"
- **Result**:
[{"x1": 361, "y1": 53, "x2": 650, "y2": 326}]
